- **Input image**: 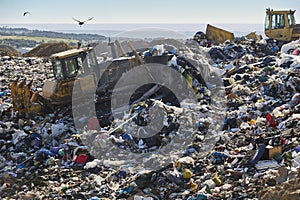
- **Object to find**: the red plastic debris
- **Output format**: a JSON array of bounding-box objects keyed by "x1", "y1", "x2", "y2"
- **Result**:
[{"x1": 266, "y1": 113, "x2": 277, "y2": 127}]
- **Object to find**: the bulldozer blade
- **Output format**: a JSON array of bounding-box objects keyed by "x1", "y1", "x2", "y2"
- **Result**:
[
  {"x1": 16, "y1": 79, "x2": 26, "y2": 116},
  {"x1": 24, "y1": 80, "x2": 33, "y2": 118},
  {"x1": 11, "y1": 78, "x2": 19, "y2": 111},
  {"x1": 206, "y1": 24, "x2": 234, "y2": 44}
]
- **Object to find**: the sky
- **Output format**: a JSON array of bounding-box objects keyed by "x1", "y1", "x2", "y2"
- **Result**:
[{"x1": 0, "y1": 0, "x2": 300, "y2": 24}]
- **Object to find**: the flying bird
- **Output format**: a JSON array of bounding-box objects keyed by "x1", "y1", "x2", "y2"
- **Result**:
[
  {"x1": 72, "y1": 17, "x2": 94, "y2": 26},
  {"x1": 23, "y1": 12, "x2": 30, "y2": 16}
]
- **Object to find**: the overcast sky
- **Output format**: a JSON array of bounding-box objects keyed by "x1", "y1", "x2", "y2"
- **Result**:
[{"x1": 1, "y1": 0, "x2": 300, "y2": 24}]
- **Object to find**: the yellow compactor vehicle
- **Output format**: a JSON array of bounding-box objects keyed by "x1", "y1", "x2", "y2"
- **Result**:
[{"x1": 265, "y1": 8, "x2": 300, "y2": 42}]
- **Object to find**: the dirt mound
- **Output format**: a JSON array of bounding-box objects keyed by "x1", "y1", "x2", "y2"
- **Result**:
[
  {"x1": 0, "y1": 44, "x2": 21, "y2": 57},
  {"x1": 23, "y1": 42, "x2": 74, "y2": 57},
  {"x1": 259, "y1": 169, "x2": 300, "y2": 200}
]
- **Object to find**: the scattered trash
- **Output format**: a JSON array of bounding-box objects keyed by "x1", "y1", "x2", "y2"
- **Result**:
[{"x1": 0, "y1": 34, "x2": 300, "y2": 199}]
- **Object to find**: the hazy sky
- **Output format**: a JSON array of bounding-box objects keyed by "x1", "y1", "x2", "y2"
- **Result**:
[{"x1": 0, "y1": 0, "x2": 300, "y2": 24}]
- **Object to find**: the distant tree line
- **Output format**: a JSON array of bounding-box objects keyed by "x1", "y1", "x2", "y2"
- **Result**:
[
  {"x1": 0, "y1": 39, "x2": 37, "y2": 48},
  {"x1": 0, "y1": 27, "x2": 106, "y2": 41}
]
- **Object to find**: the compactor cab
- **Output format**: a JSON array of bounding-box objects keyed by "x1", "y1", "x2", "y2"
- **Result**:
[{"x1": 265, "y1": 8, "x2": 300, "y2": 42}]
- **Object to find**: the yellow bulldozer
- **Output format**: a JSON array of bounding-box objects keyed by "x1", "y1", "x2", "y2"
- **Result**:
[
  {"x1": 11, "y1": 41, "x2": 207, "y2": 125},
  {"x1": 11, "y1": 47, "x2": 97, "y2": 118},
  {"x1": 265, "y1": 8, "x2": 300, "y2": 42}
]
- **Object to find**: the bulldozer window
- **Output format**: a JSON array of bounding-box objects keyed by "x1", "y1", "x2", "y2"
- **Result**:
[
  {"x1": 288, "y1": 14, "x2": 295, "y2": 26},
  {"x1": 76, "y1": 57, "x2": 84, "y2": 74},
  {"x1": 65, "y1": 59, "x2": 78, "y2": 78},
  {"x1": 265, "y1": 14, "x2": 270, "y2": 30},
  {"x1": 271, "y1": 14, "x2": 285, "y2": 29},
  {"x1": 53, "y1": 60, "x2": 64, "y2": 79},
  {"x1": 86, "y1": 51, "x2": 97, "y2": 68}
]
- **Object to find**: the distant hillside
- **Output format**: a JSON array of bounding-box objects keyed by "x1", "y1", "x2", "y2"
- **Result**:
[{"x1": 0, "y1": 27, "x2": 106, "y2": 42}]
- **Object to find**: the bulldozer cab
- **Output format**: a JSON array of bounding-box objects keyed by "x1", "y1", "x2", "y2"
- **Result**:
[
  {"x1": 50, "y1": 47, "x2": 97, "y2": 79},
  {"x1": 42, "y1": 47, "x2": 97, "y2": 105},
  {"x1": 265, "y1": 8, "x2": 299, "y2": 41}
]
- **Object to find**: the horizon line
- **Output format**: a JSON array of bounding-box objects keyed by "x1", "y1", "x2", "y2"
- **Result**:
[{"x1": 0, "y1": 23, "x2": 264, "y2": 25}]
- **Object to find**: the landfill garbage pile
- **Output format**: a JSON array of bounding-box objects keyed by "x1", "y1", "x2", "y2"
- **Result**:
[
  {"x1": 78, "y1": 42, "x2": 225, "y2": 172},
  {"x1": 0, "y1": 38, "x2": 300, "y2": 200},
  {"x1": 207, "y1": 37, "x2": 279, "y2": 63},
  {"x1": 81, "y1": 97, "x2": 222, "y2": 171}
]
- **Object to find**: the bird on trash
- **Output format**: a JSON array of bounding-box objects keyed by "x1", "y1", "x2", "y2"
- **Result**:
[
  {"x1": 72, "y1": 17, "x2": 94, "y2": 26},
  {"x1": 23, "y1": 11, "x2": 30, "y2": 16}
]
